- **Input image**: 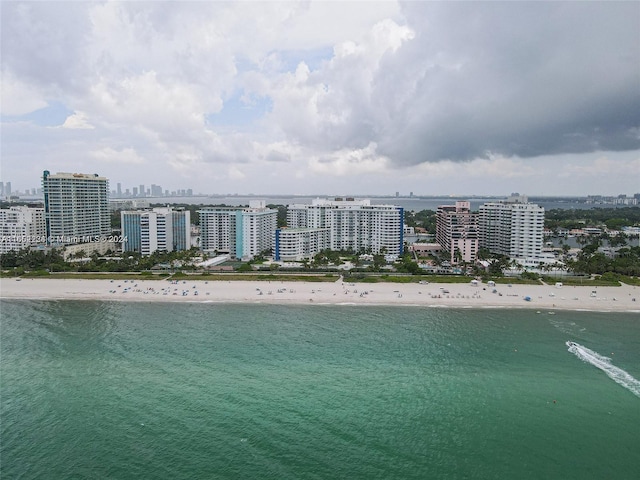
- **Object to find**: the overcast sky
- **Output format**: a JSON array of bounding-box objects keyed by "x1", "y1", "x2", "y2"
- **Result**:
[{"x1": 2, "y1": 1, "x2": 639, "y2": 197}]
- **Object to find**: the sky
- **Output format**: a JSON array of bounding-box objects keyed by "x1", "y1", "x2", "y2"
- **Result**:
[{"x1": 1, "y1": 1, "x2": 639, "y2": 197}]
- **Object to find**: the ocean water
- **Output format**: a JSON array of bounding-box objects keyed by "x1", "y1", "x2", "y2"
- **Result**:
[{"x1": 1, "y1": 301, "x2": 639, "y2": 479}]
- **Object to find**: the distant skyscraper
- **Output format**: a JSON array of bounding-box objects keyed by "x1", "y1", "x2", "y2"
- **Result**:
[
  {"x1": 42, "y1": 171, "x2": 110, "y2": 244},
  {"x1": 138, "y1": 184, "x2": 145, "y2": 197},
  {"x1": 132, "y1": 187, "x2": 138, "y2": 197},
  {"x1": 117, "y1": 183, "x2": 122, "y2": 196},
  {"x1": 5, "y1": 182, "x2": 12, "y2": 196}
]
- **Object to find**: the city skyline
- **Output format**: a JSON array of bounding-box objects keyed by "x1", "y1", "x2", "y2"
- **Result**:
[
  {"x1": 1, "y1": 2, "x2": 639, "y2": 196},
  {"x1": 2, "y1": 173, "x2": 640, "y2": 202}
]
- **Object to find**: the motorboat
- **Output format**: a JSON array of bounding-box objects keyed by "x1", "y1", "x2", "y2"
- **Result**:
[{"x1": 566, "y1": 341, "x2": 578, "y2": 348}]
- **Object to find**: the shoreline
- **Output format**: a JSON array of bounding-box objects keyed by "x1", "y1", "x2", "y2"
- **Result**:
[{"x1": 1, "y1": 278, "x2": 639, "y2": 313}]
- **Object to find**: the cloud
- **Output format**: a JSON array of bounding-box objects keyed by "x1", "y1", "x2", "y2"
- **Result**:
[
  {"x1": 90, "y1": 147, "x2": 145, "y2": 164},
  {"x1": 262, "y1": 2, "x2": 640, "y2": 166},
  {"x1": 228, "y1": 165, "x2": 246, "y2": 180},
  {"x1": 61, "y1": 111, "x2": 94, "y2": 129},
  {"x1": 1, "y1": 1, "x2": 639, "y2": 196},
  {"x1": 309, "y1": 142, "x2": 390, "y2": 176},
  {"x1": 0, "y1": 73, "x2": 48, "y2": 115},
  {"x1": 559, "y1": 155, "x2": 640, "y2": 178},
  {"x1": 376, "y1": 2, "x2": 640, "y2": 164}
]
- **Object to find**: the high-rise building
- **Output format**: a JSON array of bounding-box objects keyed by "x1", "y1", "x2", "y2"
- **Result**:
[
  {"x1": 0, "y1": 206, "x2": 46, "y2": 253},
  {"x1": 274, "y1": 227, "x2": 331, "y2": 261},
  {"x1": 42, "y1": 171, "x2": 109, "y2": 244},
  {"x1": 138, "y1": 184, "x2": 145, "y2": 197},
  {"x1": 116, "y1": 183, "x2": 122, "y2": 196},
  {"x1": 199, "y1": 201, "x2": 277, "y2": 260},
  {"x1": 478, "y1": 194, "x2": 544, "y2": 262},
  {"x1": 286, "y1": 197, "x2": 403, "y2": 256},
  {"x1": 198, "y1": 209, "x2": 236, "y2": 255},
  {"x1": 121, "y1": 207, "x2": 190, "y2": 255},
  {"x1": 436, "y1": 201, "x2": 478, "y2": 265}
]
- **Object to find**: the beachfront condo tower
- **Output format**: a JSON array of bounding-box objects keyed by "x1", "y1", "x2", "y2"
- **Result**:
[
  {"x1": 121, "y1": 207, "x2": 191, "y2": 255},
  {"x1": 478, "y1": 194, "x2": 545, "y2": 264},
  {"x1": 198, "y1": 201, "x2": 277, "y2": 260},
  {"x1": 435, "y1": 201, "x2": 479, "y2": 265},
  {"x1": 284, "y1": 197, "x2": 404, "y2": 257},
  {"x1": 42, "y1": 171, "x2": 110, "y2": 244},
  {"x1": 274, "y1": 227, "x2": 332, "y2": 261}
]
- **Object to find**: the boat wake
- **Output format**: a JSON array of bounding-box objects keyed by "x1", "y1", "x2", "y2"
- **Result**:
[{"x1": 566, "y1": 341, "x2": 640, "y2": 397}]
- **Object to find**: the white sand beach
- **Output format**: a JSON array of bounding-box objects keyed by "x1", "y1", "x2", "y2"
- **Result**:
[{"x1": 1, "y1": 277, "x2": 639, "y2": 313}]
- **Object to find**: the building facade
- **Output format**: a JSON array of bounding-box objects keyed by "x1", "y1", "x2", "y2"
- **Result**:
[
  {"x1": 121, "y1": 207, "x2": 190, "y2": 256},
  {"x1": 435, "y1": 201, "x2": 479, "y2": 265},
  {"x1": 0, "y1": 206, "x2": 46, "y2": 254},
  {"x1": 198, "y1": 201, "x2": 277, "y2": 260},
  {"x1": 478, "y1": 194, "x2": 545, "y2": 262},
  {"x1": 42, "y1": 171, "x2": 110, "y2": 244},
  {"x1": 274, "y1": 227, "x2": 331, "y2": 261},
  {"x1": 286, "y1": 198, "x2": 403, "y2": 256}
]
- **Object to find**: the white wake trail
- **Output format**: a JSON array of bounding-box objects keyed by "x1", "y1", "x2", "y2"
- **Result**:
[{"x1": 566, "y1": 342, "x2": 640, "y2": 397}]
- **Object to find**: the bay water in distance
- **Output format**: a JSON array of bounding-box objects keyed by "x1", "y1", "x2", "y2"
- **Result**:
[{"x1": 2, "y1": 300, "x2": 639, "y2": 479}]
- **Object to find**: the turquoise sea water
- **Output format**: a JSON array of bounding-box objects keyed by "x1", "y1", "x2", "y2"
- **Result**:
[{"x1": 1, "y1": 301, "x2": 639, "y2": 479}]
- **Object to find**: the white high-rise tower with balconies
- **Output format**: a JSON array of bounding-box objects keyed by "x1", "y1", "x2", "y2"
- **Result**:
[
  {"x1": 478, "y1": 194, "x2": 544, "y2": 264},
  {"x1": 42, "y1": 171, "x2": 110, "y2": 244}
]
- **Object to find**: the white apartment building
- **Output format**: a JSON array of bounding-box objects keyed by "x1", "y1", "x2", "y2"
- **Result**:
[
  {"x1": 0, "y1": 206, "x2": 46, "y2": 254},
  {"x1": 286, "y1": 197, "x2": 403, "y2": 256},
  {"x1": 199, "y1": 201, "x2": 277, "y2": 260},
  {"x1": 121, "y1": 207, "x2": 191, "y2": 256},
  {"x1": 435, "y1": 201, "x2": 479, "y2": 265},
  {"x1": 199, "y1": 209, "x2": 236, "y2": 255},
  {"x1": 274, "y1": 227, "x2": 331, "y2": 261},
  {"x1": 478, "y1": 194, "x2": 545, "y2": 263},
  {"x1": 42, "y1": 171, "x2": 110, "y2": 244}
]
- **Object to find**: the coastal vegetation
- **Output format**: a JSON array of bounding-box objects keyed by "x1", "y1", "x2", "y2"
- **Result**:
[
  {"x1": 2, "y1": 243, "x2": 639, "y2": 283},
  {"x1": 544, "y1": 206, "x2": 640, "y2": 231}
]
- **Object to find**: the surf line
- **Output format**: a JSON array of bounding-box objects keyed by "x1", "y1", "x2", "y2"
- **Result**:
[{"x1": 566, "y1": 341, "x2": 640, "y2": 398}]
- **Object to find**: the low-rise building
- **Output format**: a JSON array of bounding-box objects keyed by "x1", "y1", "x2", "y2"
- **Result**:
[
  {"x1": 62, "y1": 239, "x2": 121, "y2": 260},
  {"x1": 409, "y1": 243, "x2": 442, "y2": 257}
]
